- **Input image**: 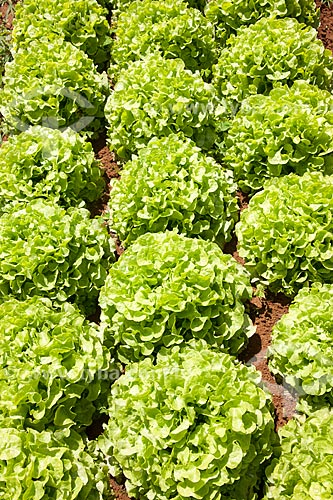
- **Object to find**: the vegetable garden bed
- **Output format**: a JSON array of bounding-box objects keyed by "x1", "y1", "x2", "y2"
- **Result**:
[{"x1": 1, "y1": 0, "x2": 333, "y2": 499}]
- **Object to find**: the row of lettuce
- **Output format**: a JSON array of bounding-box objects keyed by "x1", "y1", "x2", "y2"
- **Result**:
[{"x1": 0, "y1": 0, "x2": 333, "y2": 499}]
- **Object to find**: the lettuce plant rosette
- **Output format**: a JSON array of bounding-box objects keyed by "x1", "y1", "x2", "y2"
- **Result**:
[
  {"x1": 205, "y1": 0, "x2": 319, "y2": 44},
  {"x1": 263, "y1": 408, "x2": 333, "y2": 499},
  {"x1": 105, "y1": 53, "x2": 220, "y2": 159},
  {"x1": 1, "y1": 39, "x2": 109, "y2": 135},
  {"x1": 268, "y1": 283, "x2": 333, "y2": 408},
  {"x1": 99, "y1": 231, "x2": 254, "y2": 363},
  {"x1": 0, "y1": 126, "x2": 105, "y2": 212},
  {"x1": 0, "y1": 426, "x2": 112, "y2": 500},
  {"x1": 224, "y1": 81, "x2": 333, "y2": 192},
  {"x1": 110, "y1": 0, "x2": 217, "y2": 76},
  {"x1": 98, "y1": 341, "x2": 276, "y2": 500},
  {"x1": 236, "y1": 172, "x2": 333, "y2": 295},
  {"x1": 212, "y1": 16, "x2": 333, "y2": 107},
  {"x1": 0, "y1": 297, "x2": 118, "y2": 431},
  {"x1": 107, "y1": 134, "x2": 238, "y2": 247},
  {"x1": 0, "y1": 199, "x2": 115, "y2": 314},
  {"x1": 12, "y1": 0, "x2": 111, "y2": 65}
]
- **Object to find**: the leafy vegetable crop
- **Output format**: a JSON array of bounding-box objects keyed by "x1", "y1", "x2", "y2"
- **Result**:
[
  {"x1": 99, "y1": 231, "x2": 254, "y2": 363},
  {"x1": 109, "y1": 0, "x2": 206, "y2": 13},
  {"x1": 264, "y1": 408, "x2": 333, "y2": 499},
  {"x1": 99, "y1": 341, "x2": 276, "y2": 500},
  {"x1": 236, "y1": 172, "x2": 333, "y2": 295},
  {"x1": 110, "y1": 0, "x2": 217, "y2": 76},
  {"x1": 12, "y1": 0, "x2": 111, "y2": 65},
  {"x1": 268, "y1": 283, "x2": 333, "y2": 406},
  {"x1": 0, "y1": 199, "x2": 115, "y2": 313},
  {"x1": 224, "y1": 81, "x2": 333, "y2": 192},
  {"x1": 212, "y1": 16, "x2": 333, "y2": 107},
  {"x1": 0, "y1": 126, "x2": 105, "y2": 211},
  {"x1": 0, "y1": 426, "x2": 112, "y2": 499},
  {"x1": 205, "y1": 0, "x2": 319, "y2": 44},
  {"x1": 108, "y1": 134, "x2": 238, "y2": 247},
  {"x1": 1, "y1": 39, "x2": 109, "y2": 135},
  {"x1": 0, "y1": 297, "x2": 115, "y2": 430},
  {"x1": 105, "y1": 52, "x2": 219, "y2": 159}
]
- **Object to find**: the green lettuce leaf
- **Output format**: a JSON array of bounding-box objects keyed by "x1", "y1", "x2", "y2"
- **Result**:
[
  {"x1": 268, "y1": 283, "x2": 333, "y2": 406},
  {"x1": 205, "y1": 0, "x2": 319, "y2": 45},
  {"x1": 0, "y1": 296, "x2": 119, "y2": 431},
  {"x1": 110, "y1": 0, "x2": 217, "y2": 76},
  {"x1": 12, "y1": 0, "x2": 111, "y2": 65},
  {"x1": 0, "y1": 426, "x2": 113, "y2": 499},
  {"x1": 109, "y1": 0, "x2": 207, "y2": 14},
  {"x1": 1, "y1": 39, "x2": 109, "y2": 135}
]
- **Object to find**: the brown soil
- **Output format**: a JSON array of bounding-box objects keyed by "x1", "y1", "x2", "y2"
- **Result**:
[
  {"x1": 110, "y1": 479, "x2": 130, "y2": 500},
  {"x1": 0, "y1": 3, "x2": 15, "y2": 29},
  {"x1": 317, "y1": 0, "x2": 333, "y2": 52},
  {"x1": 242, "y1": 293, "x2": 296, "y2": 429}
]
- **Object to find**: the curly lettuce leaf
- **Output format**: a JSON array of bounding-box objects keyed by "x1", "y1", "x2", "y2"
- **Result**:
[
  {"x1": 1, "y1": 39, "x2": 109, "y2": 135},
  {"x1": 205, "y1": 0, "x2": 319, "y2": 45},
  {"x1": 268, "y1": 283, "x2": 333, "y2": 405},
  {"x1": 109, "y1": 0, "x2": 207, "y2": 14},
  {"x1": 12, "y1": 0, "x2": 111, "y2": 65},
  {"x1": 0, "y1": 426, "x2": 113, "y2": 499},
  {"x1": 110, "y1": 0, "x2": 217, "y2": 76},
  {"x1": 0, "y1": 297, "x2": 119, "y2": 430},
  {"x1": 264, "y1": 408, "x2": 333, "y2": 499}
]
